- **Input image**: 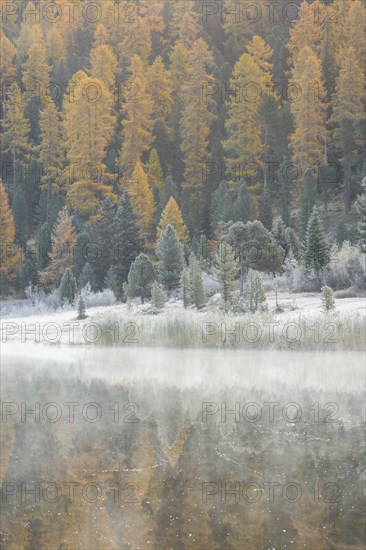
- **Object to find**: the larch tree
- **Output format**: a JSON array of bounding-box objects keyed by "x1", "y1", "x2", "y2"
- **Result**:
[
  {"x1": 46, "y1": 27, "x2": 66, "y2": 65},
  {"x1": 63, "y1": 74, "x2": 116, "y2": 219},
  {"x1": 181, "y1": 39, "x2": 215, "y2": 228},
  {"x1": 0, "y1": 31, "x2": 16, "y2": 86},
  {"x1": 118, "y1": 16, "x2": 151, "y2": 66},
  {"x1": 157, "y1": 197, "x2": 189, "y2": 242},
  {"x1": 120, "y1": 55, "x2": 154, "y2": 168},
  {"x1": 330, "y1": 47, "x2": 364, "y2": 212},
  {"x1": 22, "y1": 39, "x2": 51, "y2": 105},
  {"x1": 170, "y1": 0, "x2": 200, "y2": 48},
  {"x1": 90, "y1": 43, "x2": 118, "y2": 90},
  {"x1": 148, "y1": 56, "x2": 173, "y2": 125},
  {"x1": 289, "y1": 45, "x2": 327, "y2": 174},
  {"x1": 287, "y1": 0, "x2": 325, "y2": 62},
  {"x1": 127, "y1": 163, "x2": 155, "y2": 244},
  {"x1": 0, "y1": 180, "x2": 22, "y2": 295},
  {"x1": 2, "y1": 82, "x2": 31, "y2": 191},
  {"x1": 145, "y1": 148, "x2": 164, "y2": 190},
  {"x1": 40, "y1": 207, "x2": 76, "y2": 288}
]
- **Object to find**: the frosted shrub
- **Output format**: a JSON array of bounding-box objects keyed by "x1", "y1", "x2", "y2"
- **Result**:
[
  {"x1": 325, "y1": 242, "x2": 365, "y2": 291},
  {"x1": 83, "y1": 288, "x2": 117, "y2": 308}
]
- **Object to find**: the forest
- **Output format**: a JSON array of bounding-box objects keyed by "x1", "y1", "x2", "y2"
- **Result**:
[{"x1": 0, "y1": 0, "x2": 365, "y2": 309}]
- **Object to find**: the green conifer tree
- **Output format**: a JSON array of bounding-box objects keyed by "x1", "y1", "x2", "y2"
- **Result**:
[
  {"x1": 232, "y1": 179, "x2": 255, "y2": 224},
  {"x1": 156, "y1": 224, "x2": 184, "y2": 292},
  {"x1": 78, "y1": 262, "x2": 97, "y2": 292},
  {"x1": 213, "y1": 241, "x2": 239, "y2": 303},
  {"x1": 127, "y1": 253, "x2": 155, "y2": 304},
  {"x1": 243, "y1": 270, "x2": 267, "y2": 313},
  {"x1": 303, "y1": 207, "x2": 330, "y2": 271},
  {"x1": 355, "y1": 177, "x2": 366, "y2": 253},
  {"x1": 59, "y1": 267, "x2": 77, "y2": 305}
]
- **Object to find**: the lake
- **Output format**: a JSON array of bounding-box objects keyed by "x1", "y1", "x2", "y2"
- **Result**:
[{"x1": 1, "y1": 346, "x2": 365, "y2": 549}]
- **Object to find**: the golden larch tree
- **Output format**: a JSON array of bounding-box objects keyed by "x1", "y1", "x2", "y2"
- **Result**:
[
  {"x1": 127, "y1": 163, "x2": 155, "y2": 243},
  {"x1": 157, "y1": 197, "x2": 189, "y2": 242},
  {"x1": 289, "y1": 45, "x2": 327, "y2": 174},
  {"x1": 0, "y1": 180, "x2": 22, "y2": 294},
  {"x1": 40, "y1": 207, "x2": 76, "y2": 288}
]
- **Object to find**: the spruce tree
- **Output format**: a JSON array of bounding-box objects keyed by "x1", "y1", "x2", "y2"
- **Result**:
[
  {"x1": 272, "y1": 216, "x2": 288, "y2": 255},
  {"x1": 112, "y1": 190, "x2": 143, "y2": 296},
  {"x1": 156, "y1": 224, "x2": 184, "y2": 292},
  {"x1": 260, "y1": 185, "x2": 273, "y2": 230},
  {"x1": 77, "y1": 296, "x2": 87, "y2": 320},
  {"x1": 91, "y1": 198, "x2": 117, "y2": 289},
  {"x1": 19, "y1": 247, "x2": 39, "y2": 290},
  {"x1": 159, "y1": 175, "x2": 178, "y2": 208},
  {"x1": 127, "y1": 253, "x2": 155, "y2": 304},
  {"x1": 151, "y1": 281, "x2": 165, "y2": 309},
  {"x1": 278, "y1": 157, "x2": 292, "y2": 227},
  {"x1": 321, "y1": 286, "x2": 335, "y2": 313},
  {"x1": 299, "y1": 169, "x2": 318, "y2": 238},
  {"x1": 12, "y1": 183, "x2": 28, "y2": 244},
  {"x1": 355, "y1": 177, "x2": 366, "y2": 253},
  {"x1": 38, "y1": 220, "x2": 51, "y2": 270},
  {"x1": 188, "y1": 253, "x2": 206, "y2": 309},
  {"x1": 232, "y1": 179, "x2": 255, "y2": 224},
  {"x1": 104, "y1": 266, "x2": 119, "y2": 296},
  {"x1": 210, "y1": 181, "x2": 232, "y2": 234},
  {"x1": 285, "y1": 227, "x2": 302, "y2": 261},
  {"x1": 243, "y1": 270, "x2": 267, "y2": 313},
  {"x1": 73, "y1": 230, "x2": 92, "y2": 279},
  {"x1": 78, "y1": 262, "x2": 97, "y2": 292},
  {"x1": 59, "y1": 268, "x2": 77, "y2": 305},
  {"x1": 180, "y1": 267, "x2": 191, "y2": 308},
  {"x1": 303, "y1": 207, "x2": 330, "y2": 271},
  {"x1": 213, "y1": 242, "x2": 239, "y2": 303}
]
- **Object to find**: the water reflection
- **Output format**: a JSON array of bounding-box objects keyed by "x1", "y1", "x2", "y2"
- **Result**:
[{"x1": 1, "y1": 347, "x2": 365, "y2": 549}]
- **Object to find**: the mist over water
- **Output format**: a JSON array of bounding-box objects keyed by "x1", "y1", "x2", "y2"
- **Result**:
[{"x1": 1, "y1": 347, "x2": 365, "y2": 549}]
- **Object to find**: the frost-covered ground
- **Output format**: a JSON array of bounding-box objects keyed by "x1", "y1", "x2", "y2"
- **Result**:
[{"x1": 0, "y1": 292, "x2": 364, "y2": 347}]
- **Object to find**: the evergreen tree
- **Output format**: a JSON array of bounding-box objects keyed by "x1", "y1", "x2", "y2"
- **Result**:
[
  {"x1": 19, "y1": 247, "x2": 39, "y2": 290},
  {"x1": 156, "y1": 225, "x2": 185, "y2": 292},
  {"x1": 272, "y1": 216, "x2": 288, "y2": 255},
  {"x1": 299, "y1": 169, "x2": 318, "y2": 238},
  {"x1": 78, "y1": 262, "x2": 97, "y2": 292},
  {"x1": 91, "y1": 198, "x2": 117, "y2": 288},
  {"x1": 159, "y1": 175, "x2": 178, "y2": 208},
  {"x1": 38, "y1": 220, "x2": 52, "y2": 271},
  {"x1": 243, "y1": 270, "x2": 267, "y2": 313},
  {"x1": 127, "y1": 253, "x2": 155, "y2": 304},
  {"x1": 355, "y1": 177, "x2": 366, "y2": 253},
  {"x1": 73, "y1": 230, "x2": 92, "y2": 279},
  {"x1": 104, "y1": 266, "x2": 119, "y2": 296},
  {"x1": 59, "y1": 268, "x2": 77, "y2": 305},
  {"x1": 278, "y1": 158, "x2": 293, "y2": 227},
  {"x1": 12, "y1": 183, "x2": 28, "y2": 243},
  {"x1": 158, "y1": 197, "x2": 188, "y2": 242},
  {"x1": 213, "y1": 242, "x2": 239, "y2": 303},
  {"x1": 232, "y1": 180, "x2": 255, "y2": 225},
  {"x1": 321, "y1": 286, "x2": 335, "y2": 313},
  {"x1": 188, "y1": 253, "x2": 206, "y2": 309},
  {"x1": 180, "y1": 267, "x2": 191, "y2": 308},
  {"x1": 210, "y1": 182, "x2": 232, "y2": 234},
  {"x1": 260, "y1": 185, "x2": 273, "y2": 230},
  {"x1": 303, "y1": 207, "x2": 331, "y2": 271},
  {"x1": 77, "y1": 295, "x2": 87, "y2": 320},
  {"x1": 111, "y1": 190, "x2": 143, "y2": 295},
  {"x1": 151, "y1": 281, "x2": 165, "y2": 309},
  {"x1": 285, "y1": 227, "x2": 302, "y2": 261},
  {"x1": 223, "y1": 221, "x2": 285, "y2": 294}
]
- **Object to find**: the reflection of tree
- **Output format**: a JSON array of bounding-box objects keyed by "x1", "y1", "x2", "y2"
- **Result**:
[{"x1": 1, "y1": 373, "x2": 364, "y2": 549}]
